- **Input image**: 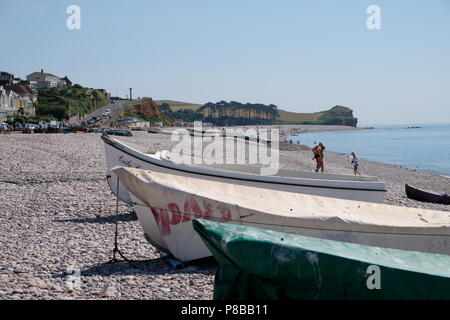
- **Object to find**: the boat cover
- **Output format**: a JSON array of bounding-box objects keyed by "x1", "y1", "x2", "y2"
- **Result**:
[
  {"x1": 113, "y1": 167, "x2": 450, "y2": 236},
  {"x1": 192, "y1": 219, "x2": 450, "y2": 300}
]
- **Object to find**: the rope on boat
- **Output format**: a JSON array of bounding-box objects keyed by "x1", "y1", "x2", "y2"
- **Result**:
[
  {"x1": 104, "y1": 177, "x2": 185, "y2": 270},
  {"x1": 106, "y1": 176, "x2": 132, "y2": 264}
]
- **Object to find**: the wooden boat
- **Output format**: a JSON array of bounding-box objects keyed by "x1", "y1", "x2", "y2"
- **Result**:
[
  {"x1": 192, "y1": 219, "x2": 450, "y2": 300},
  {"x1": 101, "y1": 134, "x2": 386, "y2": 204},
  {"x1": 405, "y1": 184, "x2": 450, "y2": 205},
  {"x1": 111, "y1": 167, "x2": 450, "y2": 262},
  {"x1": 222, "y1": 131, "x2": 271, "y2": 144}
]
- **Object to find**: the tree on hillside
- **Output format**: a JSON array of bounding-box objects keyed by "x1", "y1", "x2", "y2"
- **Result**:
[{"x1": 197, "y1": 101, "x2": 279, "y2": 121}]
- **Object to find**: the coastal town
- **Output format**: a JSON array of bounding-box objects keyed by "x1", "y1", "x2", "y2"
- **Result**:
[
  {"x1": 1, "y1": 69, "x2": 70, "y2": 120},
  {"x1": 0, "y1": 69, "x2": 119, "y2": 133},
  {"x1": 0, "y1": 71, "x2": 39, "y2": 123},
  {"x1": 1, "y1": 68, "x2": 363, "y2": 135}
]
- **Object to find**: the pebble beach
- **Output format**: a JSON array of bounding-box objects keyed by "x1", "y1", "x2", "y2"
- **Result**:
[{"x1": 1, "y1": 125, "x2": 449, "y2": 300}]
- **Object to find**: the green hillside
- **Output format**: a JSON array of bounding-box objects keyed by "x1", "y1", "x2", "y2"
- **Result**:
[
  {"x1": 279, "y1": 105, "x2": 357, "y2": 126},
  {"x1": 34, "y1": 84, "x2": 110, "y2": 121},
  {"x1": 154, "y1": 100, "x2": 202, "y2": 112},
  {"x1": 277, "y1": 109, "x2": 322, "y2": 123},
  {"x1": 156, "y1": 100, "x2": 358, "y2": 127}
]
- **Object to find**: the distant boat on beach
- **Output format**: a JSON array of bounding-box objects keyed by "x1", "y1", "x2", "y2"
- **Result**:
[{"x1": 405, "y1": 184, "x2": 450, "y2": 205}]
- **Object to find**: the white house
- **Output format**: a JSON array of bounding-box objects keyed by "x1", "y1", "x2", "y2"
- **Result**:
[
  {"x1": 6, "y1": 85, "x2": 37, "y2": 117},
  {"x1": 0, "y1": 86, "x2": 17, "y2": 122},
  {"x1": 0, "y1": 85, "x2": 37, "y2": 121},
  {"x1": 26, "y1": 69, "x2": 67, "y2": 89}
]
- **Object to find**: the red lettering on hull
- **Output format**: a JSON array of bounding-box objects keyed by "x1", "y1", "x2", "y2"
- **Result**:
[{"x1": 151, "y1": 197, "x2": 234, "y2": 236}]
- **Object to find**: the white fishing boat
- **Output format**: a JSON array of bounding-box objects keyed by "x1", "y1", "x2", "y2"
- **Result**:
[
  {"x1": 101, "y1": 134, "x2": 386, "y2": 204},
  {"x1": 112, "y1": 167, "x2": 450, "y2": 262}
]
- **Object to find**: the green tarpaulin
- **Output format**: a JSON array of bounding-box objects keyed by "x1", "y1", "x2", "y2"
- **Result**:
[{"x1": 192, "y1": 219, "x2": 450, "y2": 300}]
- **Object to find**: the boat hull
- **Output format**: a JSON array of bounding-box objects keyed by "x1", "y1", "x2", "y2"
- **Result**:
[
  {"x1": 102, "y1": 134, "x2": 386, "y2": 204},
  {"x1": 112, "y1": 167, "x2": 450, "y2": 262},
  {"x1": 193, "y1": 219, "x2": 450, "y2": 300},
  {"x1": 405, "y1": 184, "x2": 450, "y2": 205}
]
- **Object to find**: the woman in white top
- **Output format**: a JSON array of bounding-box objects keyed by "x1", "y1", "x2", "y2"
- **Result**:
[{"x1": 351, "y1": 152, "x2": 361, "y2": 176}]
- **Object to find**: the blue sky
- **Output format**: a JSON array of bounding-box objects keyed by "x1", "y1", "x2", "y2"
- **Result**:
[{"x1": 1, "y1": 0, "x2": 449, "y2": 124}]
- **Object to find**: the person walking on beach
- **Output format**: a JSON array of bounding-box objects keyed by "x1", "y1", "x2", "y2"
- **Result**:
[
  {"x1": 351, "y1": 152, "x2": 361, "y2": 176},
  {"x1": 312, "y1": 142, "x2": 325, "y2": 172}
]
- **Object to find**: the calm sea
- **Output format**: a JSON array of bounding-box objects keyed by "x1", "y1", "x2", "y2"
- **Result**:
[{"x1": 288, "y1": 123, "x2": 450, "y2": 176}]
